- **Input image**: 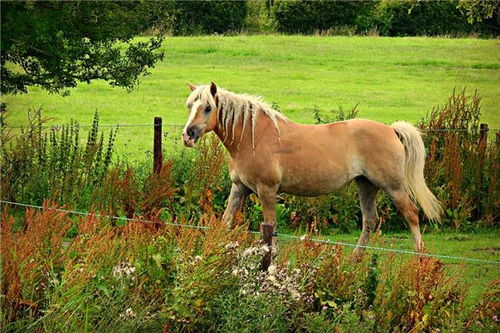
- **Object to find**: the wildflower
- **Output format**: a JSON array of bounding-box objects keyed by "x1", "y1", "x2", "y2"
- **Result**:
[
  {"x1": 300, "y1": 235, "x2": 306, "y2": 241},
  {"x1": 120, "y1": 308, "x2": 137, "y2": 319},
  {"x1": 493, "y1": 315, "x2": 499, "y2": 322},
  {"x1": 242, "y1": 247, "x2": 255, "y2": 257},
  {"x1": 112, "y1": 262, "x2": 136, "y2": 279},
  {"x1": 261, "y1": 244, "x2": 270, "y2": 253},
  {"x1": 268, "y1": 264, "x2": 278, "y2": 275},
  {"x1": 267, "y1": 275, "x2": 277, "y2": 283},
  {"x1": 225, "y1": 241, "x2": 239, "y2": 250}
]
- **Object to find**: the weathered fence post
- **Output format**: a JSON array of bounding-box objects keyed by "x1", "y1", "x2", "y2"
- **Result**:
[
  {"x1": 475, "y1": 123, "x2": 489, "y2": 219},
  {"x1": 478, "y1": 123, "x2": 489, "y2": 152},
  {"x1": 260, "y1": 223, "x2": 274, "y2": 271},
  {"x1": 153, "y1": 117, "x2": 163, "y2": 174}
]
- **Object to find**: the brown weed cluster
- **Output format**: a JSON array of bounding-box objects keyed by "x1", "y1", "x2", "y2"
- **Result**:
[
  {"x1": 92, "y1": 161, "x2": 177, "y2": 222},
  {"x1": 1, "y1": 204, "x2": 495, "y2": 332},
  {"x1": 419, "y1": 89, "x2": 499, "y2": 228}
]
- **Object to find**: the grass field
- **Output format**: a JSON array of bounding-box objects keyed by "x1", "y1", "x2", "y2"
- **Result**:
[{"x1": 3, "y1": 35, "x2": 499, "y2": 157}]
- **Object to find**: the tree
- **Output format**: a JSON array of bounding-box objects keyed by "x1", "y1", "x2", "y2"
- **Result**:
[
  {"x1": 1, "y1": 1, "x2": 170, "y2": 95},
  {"x1": 458, "y1": 0, "x2": 498, "y2": 23}
]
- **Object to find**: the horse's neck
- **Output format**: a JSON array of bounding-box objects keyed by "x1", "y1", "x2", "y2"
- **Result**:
[
  {"x1": 214, "y1": 107, "x2": 267, "y2": 156},
  {"x1": 213, "y1": 109, "x2": 243, "y2": 155}
]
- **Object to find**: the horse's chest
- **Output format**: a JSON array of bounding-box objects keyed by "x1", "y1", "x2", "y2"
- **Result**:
[{"x1": 229, "y1": 167, "x2": 258, "y2": 193}]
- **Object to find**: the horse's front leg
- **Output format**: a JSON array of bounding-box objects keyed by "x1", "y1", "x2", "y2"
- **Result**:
[
  {"x1": 222, "y1": 183, "x2": 250, "y2": 228},
  {"x1": 257, "y1": 184, "x2": 279, "y2": 257}
]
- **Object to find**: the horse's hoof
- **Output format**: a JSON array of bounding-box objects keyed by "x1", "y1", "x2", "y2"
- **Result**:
[{"x1": 350, "y1": 250, "x2": 364, "y2": 263}]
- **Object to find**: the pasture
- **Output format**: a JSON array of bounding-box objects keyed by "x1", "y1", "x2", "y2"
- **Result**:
[{"x1": 3, "y1": 36, "x2": 499, "y2": 156}]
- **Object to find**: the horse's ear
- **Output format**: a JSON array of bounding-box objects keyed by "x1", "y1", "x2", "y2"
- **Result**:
[
  {"x1": 210, "y1": 82, "x2": 217, "y2": 97},
  {"x1": 188, "y1": 82, "x2": 197, "y2": 92}
]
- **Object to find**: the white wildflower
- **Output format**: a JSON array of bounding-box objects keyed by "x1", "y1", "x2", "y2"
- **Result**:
[
  {"x1": 268, "y1": 264, "x2": 278, "y2": 275},
  {"x1": 267, "y1": 275, "x2": 277, "y2": 283},
  {"x1": 120, "y1": 308, "x2": 136, "y2": 319},
  {"x1": 112, "y1": 262, "x2": 136, "y2": 279},
  {"x1": 242, "y1": 247, "x2": 254, "y2": 257},
  {"x1": 225, "y1": 241, "x2": 239, "y2": 250}
]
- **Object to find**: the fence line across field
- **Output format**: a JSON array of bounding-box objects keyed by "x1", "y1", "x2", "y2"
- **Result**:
[
  {"x1": 2, "y1": 199, "x2": 499, "y2": 266},
  {"x1": 3, "y1": 123, "x2": 184, "y2": 129},
  {"x1": 3, "y1": 124, "x2": 493, "y2": 133}
]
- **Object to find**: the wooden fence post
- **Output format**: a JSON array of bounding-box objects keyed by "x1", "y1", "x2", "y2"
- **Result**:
[
  {"x1": 476, "y1": 123, "x2": 489, "y2": 219},
  {"x1": 260, "y1": 223, "x2": 274, "y2": 271},
  {"x1": 478, "y1": 123, "x2": 489, "y2": 152},
  {"x1": 154, "y1": 117, "x2": 163, "y2": 174}
]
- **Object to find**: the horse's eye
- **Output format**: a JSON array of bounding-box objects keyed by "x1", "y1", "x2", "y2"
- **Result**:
[{"x1": 204, "y1": 106, "x2": 212, "y2": 113}]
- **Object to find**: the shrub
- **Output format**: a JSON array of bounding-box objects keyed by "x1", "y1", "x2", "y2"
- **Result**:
[
  {"x1": 1, "y1": 110, "x2": 116, "y2": 209},
  {"x1": 171, "y1": 0, "x2": 248, "y2": 35},
  {"x1": 273, "y1": 0, "x2": 378, "y2": 34},
  {"x1": 373, "y1": 256, "x2": 466, "y2": 331},
  {"x1": 418, "y1": 89, "x2": 498, "y2": 229},
  {"x1": 1, "y1": 203, "x2": 73, "y2": 325},
  {"x1": 374, "y1": 0, "x2": 471, "y2": 36},
  {"x1": 0, "y1": 205, "x2": 488, "y2": 332}
]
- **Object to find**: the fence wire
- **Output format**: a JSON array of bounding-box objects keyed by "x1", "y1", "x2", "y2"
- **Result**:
[
  {"x1": 3, "y1": 123, "x2": 184, "y2": 130},
  {"x1": 1, "y1": 123, "x2": 495, "y2": 133},
  {"x1": 2, "y1": 199, "x2": 499, "y2": 266}
]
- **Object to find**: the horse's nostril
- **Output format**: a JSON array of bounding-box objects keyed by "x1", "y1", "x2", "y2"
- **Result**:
[{"x1": 187, "y1": 128, "x2": 195, "y2": 138}]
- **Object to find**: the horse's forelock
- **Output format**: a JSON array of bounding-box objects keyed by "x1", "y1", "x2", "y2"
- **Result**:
[{"x1": 186, "y1": 85, "x2": 217, "y2": 109}]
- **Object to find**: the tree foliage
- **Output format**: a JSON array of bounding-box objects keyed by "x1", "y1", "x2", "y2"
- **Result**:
[
  {"x1": 458, "y1": 0, "x2": 498, "y2": 23},
  {"x1": 1, "y1": 1, "x2": 168, "y2": 95},
  {"x1": 170, "y1": 0, "x2": 248, "y2": 35}
]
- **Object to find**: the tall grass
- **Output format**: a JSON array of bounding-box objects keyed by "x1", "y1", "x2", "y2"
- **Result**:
[
  {"x1": 1, "y1": 109, "x2": 116, "y2": 208},
  {"x1": 418, "y1": 88, "x2": 499, "y2": 229}
]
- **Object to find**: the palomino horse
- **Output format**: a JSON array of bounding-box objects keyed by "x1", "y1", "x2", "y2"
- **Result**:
[{"x1": 182, "y1": 82, "x2": 442, "y2": 257}]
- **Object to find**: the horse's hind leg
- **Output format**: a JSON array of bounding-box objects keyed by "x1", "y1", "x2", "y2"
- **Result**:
[
  {"x1": 386, "y1": 188, "x2": 424, "y2": 251},
  {"x1": 353, "y1": 177, "x2": 380, "y2": 260}
]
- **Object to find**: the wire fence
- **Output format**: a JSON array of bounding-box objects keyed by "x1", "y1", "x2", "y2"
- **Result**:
[
  {"x1": 2, "y1": 119, "x2": 498, "y2": 265},
  {"x1": 2, "y1": 199, "x2": 499, "y2": 266},
  {"x1": 3, "y1": 123, "x2": 183, "y2": 129},
  {"x1": 1, "y1": 122, "x2": 497, "y2": 133}
]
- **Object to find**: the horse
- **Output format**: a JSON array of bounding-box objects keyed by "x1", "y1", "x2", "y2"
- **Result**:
[{"x1": 181, "y1": 82, "x2": 442, "y2": 257}]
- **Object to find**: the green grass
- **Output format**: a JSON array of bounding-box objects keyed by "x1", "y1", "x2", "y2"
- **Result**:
[{"x1": 3, "y1": 36, "x2": 499, "y2": 157}]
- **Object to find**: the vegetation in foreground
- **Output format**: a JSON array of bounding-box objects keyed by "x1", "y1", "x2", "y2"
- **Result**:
[{"x1": 2, "y1": 206, "x2": 499, "y2": 332}]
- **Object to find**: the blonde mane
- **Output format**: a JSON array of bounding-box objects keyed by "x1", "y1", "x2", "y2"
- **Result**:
[{"x1": 186, "y1": 85, "x2": 287, "y2": 150}]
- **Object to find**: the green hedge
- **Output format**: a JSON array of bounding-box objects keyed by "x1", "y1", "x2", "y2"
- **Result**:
[
  {"x1": 171, "y1": 0, "x2": 248, "y2": 35},
  {"x1": 272, "y1": 0, "x2": 377, "y2": 34},
  {"x1": 270, "y1": 0, "x2": 498, "y2": 36},
  {"x1": 375, "y1": 0, "x2": 471, "y2": 36}
]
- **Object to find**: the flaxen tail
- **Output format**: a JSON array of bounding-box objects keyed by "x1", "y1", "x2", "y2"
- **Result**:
[{"x1": 392, "y1": 121, "x2": 442, "y2": 222}]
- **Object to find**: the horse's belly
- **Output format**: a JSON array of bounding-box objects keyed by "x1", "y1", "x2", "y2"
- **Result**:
[{"x1": 279, "y1": 172, "x2": 350, "y2": 197}]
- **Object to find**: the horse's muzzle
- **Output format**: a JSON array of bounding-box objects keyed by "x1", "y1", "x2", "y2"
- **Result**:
[
  {"x1": 182, "y1": 125, "x2": 201, "y2": 147},
  {"x1": 182, "y1": 132, "x2": 196, "y2": 147}
]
